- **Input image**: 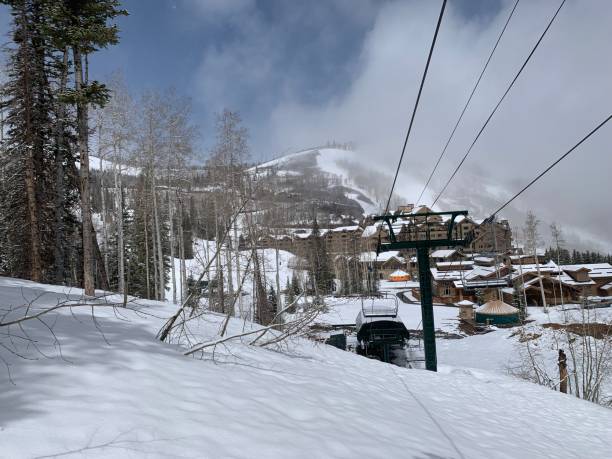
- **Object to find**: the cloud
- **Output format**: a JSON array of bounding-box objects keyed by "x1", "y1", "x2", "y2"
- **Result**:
[{"x1": 253, "y1": 0, "x2": 612, "y2": 250}]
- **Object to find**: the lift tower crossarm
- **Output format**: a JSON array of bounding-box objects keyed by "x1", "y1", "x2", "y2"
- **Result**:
[{"x1": 372, "y1": 210, "x2": 470, "y2": 372}]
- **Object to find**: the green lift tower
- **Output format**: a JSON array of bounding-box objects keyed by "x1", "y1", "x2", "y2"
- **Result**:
[{"x1": 373, "y1": 210, "x2": 471, "y2": 372}]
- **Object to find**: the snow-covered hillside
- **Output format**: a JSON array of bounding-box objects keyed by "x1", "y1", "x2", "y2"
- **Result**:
[
  {"x1": 1, "y1": 277, "x2": 611, "y2": 458},
  {"x1": 253, "y1": 147, "x2": 394, "y2": 215}
]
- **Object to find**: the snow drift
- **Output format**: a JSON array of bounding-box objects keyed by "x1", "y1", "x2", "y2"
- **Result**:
[{"x1": 0, "y1": 277, "x2": 611, "y2": 458}]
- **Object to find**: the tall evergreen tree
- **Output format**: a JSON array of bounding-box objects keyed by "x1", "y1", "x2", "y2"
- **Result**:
[
  {"x1": 0, "y1": 0, "x2": 57, "y2": 282},
  {"x1": 307, "y1": 217, "x2": 334, "y2": 296},
  {"x1": 53, "y1": 0, "x2": 127, "y2": 294}
]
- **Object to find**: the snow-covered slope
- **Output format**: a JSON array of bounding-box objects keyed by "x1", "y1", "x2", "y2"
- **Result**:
[
  {"x1": 253, "y1": 148, "x2": 386, "y2": 215},
  {"x1": 89, "y1": 155, "x2": 140, "y2": 176},
  {"x1": 1, "y1": 277, "x2": 611, "y2": 458}
]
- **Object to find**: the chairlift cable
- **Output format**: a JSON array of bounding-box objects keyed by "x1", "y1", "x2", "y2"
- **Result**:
[
  {"x1": 488, "y1": 114, "x2": 612, "y2": 218},
  {"x1": 430, "y1": 0, "x2": 566, "y2": 208},
  {"x1": 382, "y1": 0, "x2": 447, "y2": 217},
  {"x1": 375, "y1": 0, "x2": 447, "y2": 258},
  {"x1": 415, "y1": 0, "x2": 520, "y2": 206}
]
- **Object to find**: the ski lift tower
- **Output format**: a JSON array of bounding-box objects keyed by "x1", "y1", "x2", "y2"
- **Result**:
[{"x1": 373, "y1": 210, "x2": 471, "y2": 371}]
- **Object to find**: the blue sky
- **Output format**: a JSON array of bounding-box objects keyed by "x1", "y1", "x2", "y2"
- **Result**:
[
  {"x1": 1, "y1": 0, "x2": 501, "y2": 159},
  {"x1": 4, "y1": 1, "x2": 612, "y2": 248}
]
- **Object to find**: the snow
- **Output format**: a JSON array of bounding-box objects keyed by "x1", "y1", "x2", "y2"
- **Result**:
[
  {"x1": 474, "y1": 256, "x2": 494, "y2": 264},
  {"x1": 361, "y1": 223, "x2": 381, "y2": 238},
  {"x1": 436, "y1": 260, "x2": 474, "y2": 269},
  {"x1": 329, "y1": 225, "x2": 360, "y2": 232},
  {"x1": 358, "y1": 250, "x2": 404, "y2": 263},
  {"x1": 165, "y1": 239, "x2": 297, "y2": 316},
  {"x1": 561, "y1": 263, "x2": 612, "y2": 278},
  {"x1": 430, "y1": 249, "x2": 457, "y2": 258},
  {"x1": 318, "y1": 296, "x2": 460, "y2": 331},
  {"x1": 251, "y1": 148, "x2": 385, "y2": 216},
  {"x1": 1, "y1": 278, "x2": 612, "y2": 458},
  {"x1": 88, "y1": 155, "x2": 140, "y2": 176},
  {"x1": 457, "y1": 299, "x2": 475, "y2": 306}
]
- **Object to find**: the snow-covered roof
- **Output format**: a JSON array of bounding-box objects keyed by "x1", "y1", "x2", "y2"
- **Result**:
[
  {"x1": 601, "y1": 282, "x2": 612, "y2": 291},
  {"x1": 463, "y1": 265, "x2": 506, "y2": 281},
  {"x1": 457, "y1": 300, "x2": 475, "y2": 307},
  {"x1": 560, "y1": 263, "x2": 612, "y2": 278},
  {"x1": 521, "y1": 272, "x2": 596, "y2": 288},
  {"x1": 431, "y1": 249, "x2": 457, "y2": 258},
  {"x1": 514, "y1": 263, "x2": 612, "y2": 286},
  {"x1": 476, "y1": 300, "x2": 519, "y2": 316},
  {"x1": 411, "y1": 205, "x2": 433, "y2": 214},
  {"x1": 292, "y1": 229, "x2": 329, "y2": 238},
  {"x1": 361, "y1": 224, "x2": 381, "y2": 238},
  {"x1": 430, "y1": 268, "x2": 463, "y2": 281},
  {"x1": 329, "y1": 225, "x2": 361, "y2": 233},
  {"x1": 510, "y1": 249, "x2": 545, "y2": 260},
  {"x1": 359, "y1": 251, "x2": 404, "y2": 263},
  {"x1": 436, "y1": 261, "x2": 474, "y2": 269},
  {"x1": 455, "y1": 278, "x2": 509, "y2": 289},
  {"x1": 389, "y1": 270, "x2": 409, "y2": 277},
  {"x1": 474, "y1": 256, "x2": 494, "y2": 263},
  {"x1": 515, "y1": 261, "x2": 560, "y2": 274}
]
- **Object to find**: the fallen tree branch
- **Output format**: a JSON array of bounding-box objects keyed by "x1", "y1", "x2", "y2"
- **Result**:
[
  {"x1": 0, "y1": 296, "x2": 136, "y2": 327},
  {"x1": 184, "y1": 294, "x2": 315, "y2": 356},
  {"x1": 157, "y1": 189, "x2": 256, "y2": 342}
]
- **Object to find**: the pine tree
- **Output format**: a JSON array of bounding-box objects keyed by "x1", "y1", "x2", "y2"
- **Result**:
[
  {"x1": 285, "y1": 277, "x2": 295, "y2": 308},
  {"x1": 307, "y1": 217, "x2": 333, "y2": 296},
  {"x1": 53, "y1": 0, "x2": 127, "y2": 294},
  {"x1": 0, "y1": 0, "x2": 60, "y2": 282},
  {"x1": 291, "y1": 271, "x2": 301, "y2": 296},
  {"x1": 268, "y1": 285, "x2": 278, "y2": 315}
]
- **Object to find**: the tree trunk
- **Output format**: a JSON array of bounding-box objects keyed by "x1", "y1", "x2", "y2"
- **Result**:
[
  {"x1": 152, "y1": 174, "x2": 164, "y2": 300},
  {"x1": 53, "y1": 48, "x2": 69, "y2": 284},
  {"x1": 168, "y1": 185, "x2": 176, "y2": 304},
  {"x1": 92, "y1": 219, "x2": 109, "y2": 290},
  {"x1": 214, "y1": 197, "x2": 224, "y2": 312},
  {"x1": 100, "y1": 154, "x2": 109, "y2": 281},
  {"x1": 559, "y1": 349, "x2": 568, "y2": 394},
  {"x1": 24, "y1": 146, "x2": 41, "y2": 282},
  {"x1": 73, "y1": 45, "x2": 94, "y2": 295},
  {"x1": 18, "y1": 7, "x2": 42, "y2": 283},
  {"x1": 275, "y1": 240, "x2": 282, "y2": 314},
  {"x1": 114, "y1": 149, "x2": 125, "y2": 294},
  {"x1": 144, "y1": 200, "x2": 151, "y2": 299},
  {"x1": 151, "y1": 203, "x2": 159, "y2": 300},
  {"x1": 535, "y1": 253, "x2": 548, "y2": 311},
  {"x1": 177, "y1": 198, "x2": 186, "y2": 303},
  {"x1": 233, "y1": 221, "x2": 242, "y2": 312},
  {"x1": 226, "y1": 231, "x2": 234, "y2": 315}
]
